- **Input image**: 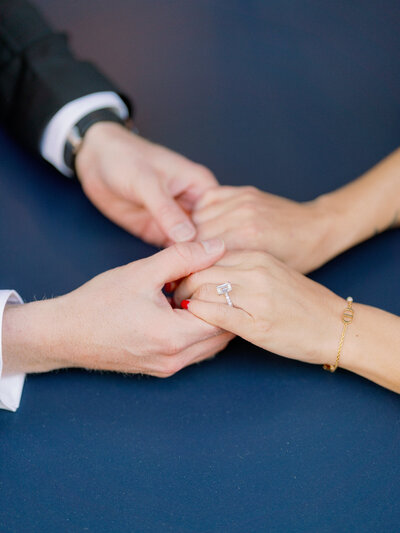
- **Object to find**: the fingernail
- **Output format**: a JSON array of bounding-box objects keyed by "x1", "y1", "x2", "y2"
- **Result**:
[
  {"x1": 181, "y1": 299, "x2": 190, "y2": 310},
  {"x1": 170, "y1": 222, "x2": 196, "y2": 242},
  {"x1": 201, "y1": 238, "x2": 224, "y2": 254},
  {"x1": 164, "y1": 282, "x2": 174, "y2": 293}
]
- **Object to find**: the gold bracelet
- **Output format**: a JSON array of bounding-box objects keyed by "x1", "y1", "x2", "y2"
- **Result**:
[{"x1": 323, "y1": 296, "x2": 354, "y2": 373}]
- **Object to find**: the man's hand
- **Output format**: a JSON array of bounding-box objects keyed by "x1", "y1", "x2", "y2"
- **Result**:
[
  {"x1": 75, "y1": 122, "x2": 218, "y2": 246},
  {"x1": 2, "y1": 239, "x2": 234, "y2": 377}
]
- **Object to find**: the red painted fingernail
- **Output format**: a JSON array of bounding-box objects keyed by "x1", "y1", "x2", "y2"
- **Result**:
[
  {"x1": 181, "y1": 299, "x2": 190, "y2": 310},
  {"x1": 165, "y1": 281, "x2": 178, "y2": 293}
]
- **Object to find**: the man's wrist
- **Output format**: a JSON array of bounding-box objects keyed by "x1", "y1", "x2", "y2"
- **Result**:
[
  {"x1": 75, "y1": 121, "x2": 131, "y2": 181},
  {"x1": 80, "y1": 120, "x2": 130, "y2": 147},
  {"x1": 2, "y1": 299, "x2": 73, "y2": 375},
  {"x1": 41, "y1": 92, "x2": 130, "y2": 177},
  {"x1": 64, "y1": 108, "x2": 127, "y2": 175}
]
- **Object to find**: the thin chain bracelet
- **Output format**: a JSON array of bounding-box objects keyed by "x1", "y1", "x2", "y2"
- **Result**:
[{"x1": 323, "y1": 297, "x2": 354, "y2": 373}]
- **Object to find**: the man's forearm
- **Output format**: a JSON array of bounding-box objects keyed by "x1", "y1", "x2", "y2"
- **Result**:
[
  {"x1": 0, "y1": 0, "x2": 124, "y2": 153},
  {"x1": 2, "y1": 299, "x2": 72, "y2": 375}
]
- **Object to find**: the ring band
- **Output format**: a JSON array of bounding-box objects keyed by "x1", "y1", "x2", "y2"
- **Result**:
[{"x1": 217, "y1": 282, "x2": 233, "y2": 307}]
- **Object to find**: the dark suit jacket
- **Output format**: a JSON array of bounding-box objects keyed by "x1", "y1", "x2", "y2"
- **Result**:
[{"x1": 0, "y1": 0, "x2": 131, "y2": 153}]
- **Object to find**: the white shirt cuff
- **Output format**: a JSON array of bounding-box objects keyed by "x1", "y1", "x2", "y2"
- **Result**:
[
  {"x1": 40, "y1": 91, "x2": 129, "y2": 177},
  {"x1": 0, "y1": 290, "x2": 25, "y2": 412}
]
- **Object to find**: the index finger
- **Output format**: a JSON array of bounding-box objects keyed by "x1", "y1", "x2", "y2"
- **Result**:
[{"x1": 172, "y1": 308, "x2": 224, "y2": 347}]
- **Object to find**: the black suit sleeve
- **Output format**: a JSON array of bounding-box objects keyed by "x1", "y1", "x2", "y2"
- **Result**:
[{"x1": 0, "y1": 0, "x2": 132, "y2": 153}]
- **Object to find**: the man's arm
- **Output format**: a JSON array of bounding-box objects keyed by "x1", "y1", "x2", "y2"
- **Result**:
[
  {"x1": 0, "y1": 291, "x2": 25, "y2": 411},
  {"x1": 0, "y1": 0, "x2": 217, "y2": 245},
  {"x1": 0, "y1": 0, "x2": 131, "y2": 153},
  {"x1": 0, "y1": 240, "x2": 232, "y2": 412}
]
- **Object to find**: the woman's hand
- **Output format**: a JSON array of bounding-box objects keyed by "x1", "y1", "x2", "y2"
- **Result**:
[
  {"x1": 174, "y1": 250, "x2": 345, "y2": 366},
  {"x1": 194, "y1": 147, "x2": 400, "y2": 275},
  {"x1": 192, "y1": 186, "x2": 345, "y2": 273},
  {"x1": 2, "y1": 240, "x2": 234, "y2": 378},
  {"x1": 174, "y1": 249, "x2": 400, "y2": 393}
]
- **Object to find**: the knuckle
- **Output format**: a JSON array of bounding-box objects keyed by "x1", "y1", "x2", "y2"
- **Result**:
[
  {"x1": 200, "y1": 188, "x2": 215, "y2": 204},
  {"x1": 239, "y1": 250, "x2": 266, "y2": 266},
  {"x1": 186, "y1": 271, "x2": 200, "y2": 287},
  {"x1": 252, "y1": 265, "x2": 269, "y2": 284},
  {"x1": 242, "y1": 186, "x2": 259, "y2": 200},
  {"x1": 156, "y1": 370, "x2": 175, "y2": 379},
  {"x1": 163, "y1": 338, "x2": 183, "y2": 356},
  {"x1": 243, "y1": 249, "x2": 266, "y2": 263},
  {"x1": 238, "y1": 202, "x2": 257, "y2": 219},
  {"x1": 240, "y1": 221, "x2": 260, "y2": 240},
  {"x1": 177, "y1": 276, "x2": 195, "y2": 300},
  {"x1": 239, "y1": 200, "x2": 256, "y2": 211},
  {"x1": 161, "y1": 357, "x2": 183, "y2": 377},
  {"x1": 261, "y1": 251, "x2": 279, "y2": 270},
  {"x1": 195, "y1": 283, "x2": 212, "y2": 301},
  {"x1": 172, "y1": 242, "x2": 195, "y2": 265},
  {"x1": 243, "y1": 185, "x2": 258, "y2": 195},
  {"x1": 157, "y1": 201, "x2": 175, "y2": 222},
  {"x1": 151, "y1": 371, "x2": 168, "y2": 378},
  {"x1": 253, "y1": 264, "x2": 268, "y2": 277},
  {"x1": 195, "y1": 164, "x2": 217, "y2": 184}
]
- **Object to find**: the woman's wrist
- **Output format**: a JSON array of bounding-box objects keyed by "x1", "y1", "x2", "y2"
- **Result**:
[
  {"x1": 2, "y1": 298, "x2": 74, "y2": 374},
  {"x1": 313, "y1": 297, "x2": 400, "y2": 393},
  {"x1": 306, "y1": 192, "x2": 360, "y2": 266},
  {"x1": 313, "y1": 148, "x2": 400, "y2": 260},
  {"x1": 339, "y1": 303, "x2": 400, "y2": 392}
]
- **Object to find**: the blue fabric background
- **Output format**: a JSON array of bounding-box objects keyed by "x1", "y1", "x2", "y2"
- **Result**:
[{"x1": 0, "y1": 1, "x2": 399, "y2": 531}]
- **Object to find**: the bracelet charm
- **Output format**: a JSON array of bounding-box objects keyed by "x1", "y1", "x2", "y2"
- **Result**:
[{"x1": 323, "y1": 296, "x2": 354, "y2": 373}]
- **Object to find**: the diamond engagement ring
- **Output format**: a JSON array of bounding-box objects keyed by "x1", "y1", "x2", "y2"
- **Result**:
[{"x1": 216, "y1": 282, "x2": 233, "y2": 306}]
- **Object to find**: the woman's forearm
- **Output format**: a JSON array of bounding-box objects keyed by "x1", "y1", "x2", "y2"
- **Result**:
[
  {"x1": 340, "y1": 303, "x2": 400, "y2": 393},
  {"x1": 317, "y1": 148, "x2": 400, "y2": 257}
]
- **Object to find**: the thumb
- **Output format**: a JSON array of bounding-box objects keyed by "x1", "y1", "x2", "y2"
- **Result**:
[
  {"x1": 149, "y1": 239, "x2": 225, "y2": 286},
  {"x1": 143, "y1": 174, "x2": 196, "y2": 243}
]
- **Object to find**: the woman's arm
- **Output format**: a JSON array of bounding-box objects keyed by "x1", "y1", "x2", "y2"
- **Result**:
[
  {"x1": 175, "y1": 251, "x2": 400, "y2": 393},
  {"x1": 192, "y1": 148, "x2": 400, "y2": 273},
  {"x1": 317, "y1": 147, "x2": 400, "y2": 252},
  {"x1": 342, "y1": 303, "x2": 400, "y2": 393}
]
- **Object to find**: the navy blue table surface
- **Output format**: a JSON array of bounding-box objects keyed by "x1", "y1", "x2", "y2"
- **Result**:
[{"x1": 1, "y1": 1, "x2": 400, "y2": 531}]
